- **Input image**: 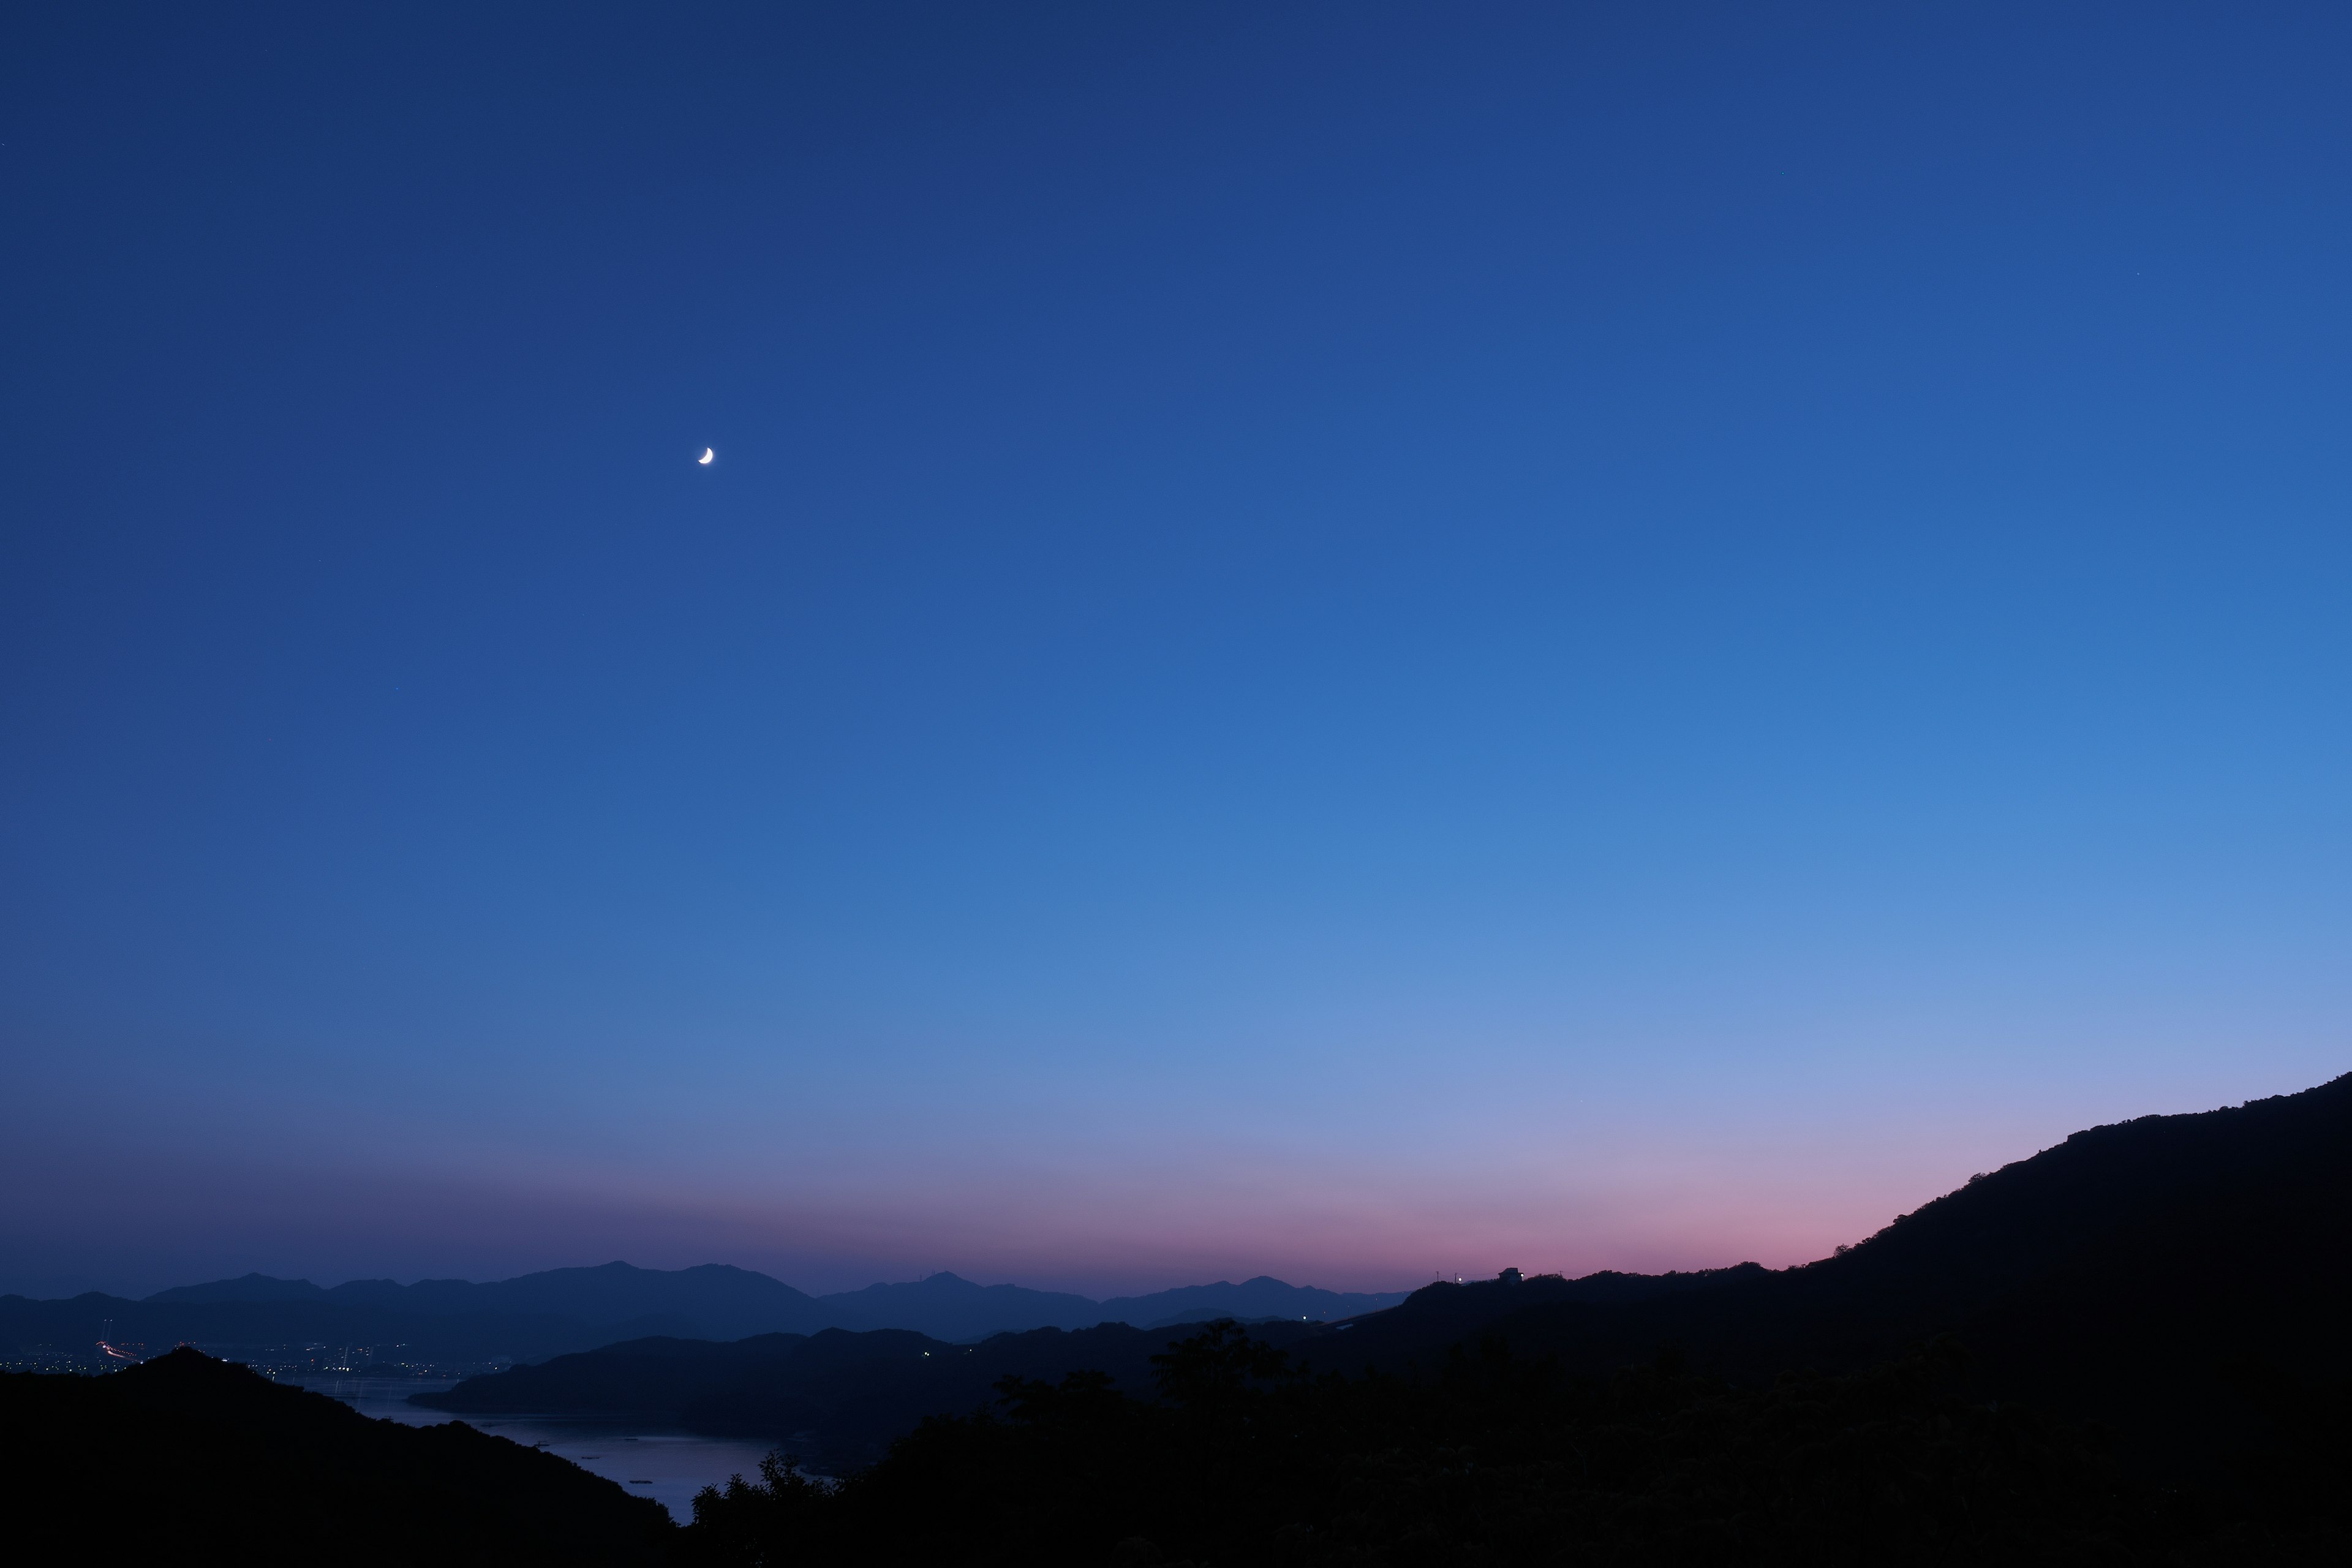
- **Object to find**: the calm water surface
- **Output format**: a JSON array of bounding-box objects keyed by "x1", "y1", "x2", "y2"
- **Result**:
[{"x1": 295, "y1": 1376, "x2": 783, "y2": 1524}]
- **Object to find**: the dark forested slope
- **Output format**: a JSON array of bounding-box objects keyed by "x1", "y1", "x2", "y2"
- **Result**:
[
  {"x1": 1307, "y1": 1072, "x2": 2352, "y2": 1469},
  {"x1": 680, "y1": 1319, "x2": 2352, "y2": 1567},
  {"x1": 0, "y1": 1349, "x2": 673, "y2": 1565},
  {"x1": 420, "y1": 1320, "x2": 1326, "y2": 1467}
]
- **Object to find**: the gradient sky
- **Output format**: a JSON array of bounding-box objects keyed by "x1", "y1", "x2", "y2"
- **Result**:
[{"x1": 4, "y1": 2, "x2": 2348, "y2": 1300}]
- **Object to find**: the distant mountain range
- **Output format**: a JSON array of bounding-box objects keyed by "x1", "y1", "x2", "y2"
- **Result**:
[
  {"x1": 141, "y1": 1264, "x2": 1404, "y2": 1339},
  {"x1": 1, "y1": 1266, "x2": 1409, "y2": 1371}
]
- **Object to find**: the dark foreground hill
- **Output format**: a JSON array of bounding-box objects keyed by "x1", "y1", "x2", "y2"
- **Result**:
[
  {"x1": 0, "y1": 1348, "x2": 673, "y2": 1566},
  {"x1": 1300, "y1": 1071, "x2": 2352, "y2": 1471},
  {"x1": 678, "y1": 1321, "x2": 2352, "y2": 1567}
]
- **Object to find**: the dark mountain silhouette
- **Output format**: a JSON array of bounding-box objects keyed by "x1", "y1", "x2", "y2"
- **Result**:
[
  {"x1": 1298, "y1": 1071, "x2": 2352, "y2": 1469},
  {"x1": 146, "y1": 1270, "x2": 333, "y2": 1305},
  {"x1": 816, "y1": 1272, "x2": 1107, "y2": 1338},
  {"x1": 803, "y1": 1272, "x2": 1408, "y2": 1338},
  {"x1": 1104, "y1": 1275, "x2": 1408, "y2": 1327},
  {"x1": 402, "y1": 1274, "x2": 1780, "y2": 1468},
  {"x1": 0, "y1": 1348, "x2": 671, "y2": 1565},
  {"x1": 421, "y1": 1072, "x2": 2352, "y2": 1485},
  {"x1": 679, "y1": 1321, "x2": 2352, "y2": 1566},
  {"x1": 417, "y1": 1320, "x2": 1326, "y2": 1468}
]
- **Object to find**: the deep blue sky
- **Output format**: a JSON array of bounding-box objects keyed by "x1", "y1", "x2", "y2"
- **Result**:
[{"x1": 4, "y1": 2, "x2": 2347, "y2": 1298}]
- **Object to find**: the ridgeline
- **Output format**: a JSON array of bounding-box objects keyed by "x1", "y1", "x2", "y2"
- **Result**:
[{"x1": 7, "y1": 1072, "x2": 2349, "y2": 1563}]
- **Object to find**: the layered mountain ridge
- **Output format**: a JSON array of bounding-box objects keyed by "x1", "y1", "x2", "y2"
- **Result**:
[
  {"x1": 1, "y1": 1265, "x2": 1408, "y2": 1370},
  {"x1": 140, "y1": 1263, "x2": 1403, "y2": 1339}
]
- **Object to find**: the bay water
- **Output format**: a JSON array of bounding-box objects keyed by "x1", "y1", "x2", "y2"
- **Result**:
[{"x1": 294, "y1": 1375, "x2": 784, "y2": 1525}]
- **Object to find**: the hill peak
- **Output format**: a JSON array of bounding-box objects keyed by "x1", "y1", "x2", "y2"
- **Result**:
[{"x1": 145, "y1": 1273, "x2": 326, "y2": 1305}]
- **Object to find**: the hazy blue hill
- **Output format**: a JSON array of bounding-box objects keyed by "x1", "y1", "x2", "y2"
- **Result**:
[
  {"x1": 309, "y1": 1261, "x2": 835, "y2": 1338},
  {"x1": 146, "y1": 1271, "x2": 331, "y2": 1304},
  {"x1": 815, "y1": 1271, "x2": 1105, "y2": 1338},
  {"x1": 120, "y1": 1261, "x2": 836, "y2": 1343},
  {"x1": 407, "y1": 1261, "x2": 835, "y2": 1339},
  {"x1": 1102, "y1": 1275, "x2": 1411, "y2": 1327},
  {"x1": 10, "y1": 1264, "x2": 1420, "y2": 1367}
]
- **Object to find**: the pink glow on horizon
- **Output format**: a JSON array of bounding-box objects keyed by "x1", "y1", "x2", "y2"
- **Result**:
[{"x1": 2, "y1": 1093, "x2": 2070, "y2": 1300}]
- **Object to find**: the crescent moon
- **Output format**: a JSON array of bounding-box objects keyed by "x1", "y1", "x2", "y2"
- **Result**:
[{"x1": 698, "y1": 448, "x2": 714, "y2": 464}]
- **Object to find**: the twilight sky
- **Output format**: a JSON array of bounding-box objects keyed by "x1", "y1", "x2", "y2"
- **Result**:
[{"x1": 3, "y1": 2, "x2": 2348, "y2": 1300}]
